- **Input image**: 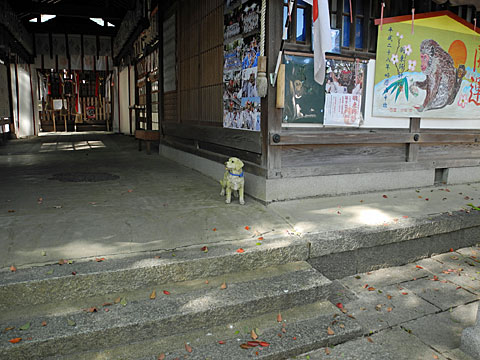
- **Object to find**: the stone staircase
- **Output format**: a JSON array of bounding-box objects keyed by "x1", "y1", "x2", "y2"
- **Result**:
[{"x1": 0, "y1": 238, "x2": 362, "y2": 359}]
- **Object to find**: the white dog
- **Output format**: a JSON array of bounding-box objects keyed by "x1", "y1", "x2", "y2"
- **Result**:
[{"x1": 220, "y1": 157, "x2": 245, "y2": 205}]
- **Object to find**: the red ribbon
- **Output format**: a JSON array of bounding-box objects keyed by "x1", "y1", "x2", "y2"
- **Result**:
[
  {"x1": 380, "y1": 2, "x2": 385, "y2": 31},
  {"x1": 411, "y1": 8, "x2": 415, "y2": 34},
  {"x1": 349, "y1": 0, "x2": 353, "y2": 23}
]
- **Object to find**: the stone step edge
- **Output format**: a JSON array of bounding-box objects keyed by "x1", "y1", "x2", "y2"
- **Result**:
[{"x1": 0, "y1": 268, "x2": 332, "y2": 359}]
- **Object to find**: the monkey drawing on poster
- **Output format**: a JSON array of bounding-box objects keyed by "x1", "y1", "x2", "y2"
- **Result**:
[{"x1": 410, "y1": 39, "x2": 465, "y2": 112}]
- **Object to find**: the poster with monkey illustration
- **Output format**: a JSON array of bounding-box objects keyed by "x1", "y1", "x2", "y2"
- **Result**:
[{"x1": 373, "y1": 13, "x2": 480, "y2": 119}]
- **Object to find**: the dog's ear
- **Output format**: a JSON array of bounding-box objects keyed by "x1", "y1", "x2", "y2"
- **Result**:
[{"x1": 235, "y1": 159, "x2": 244, "y2": 171}]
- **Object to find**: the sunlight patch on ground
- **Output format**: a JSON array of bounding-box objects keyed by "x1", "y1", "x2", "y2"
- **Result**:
[{"x1": 39, "y1": 141, "x2": 106, "y2": 152}]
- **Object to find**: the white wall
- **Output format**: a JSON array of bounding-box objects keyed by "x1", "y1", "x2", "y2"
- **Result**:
[
  {"x1": 119, "y1": 66, "x2": 132, "y2": 135},
  {"x1": 112, "y1": 68, "x2": 120, "y2": 133},
  {"x1": 10, "y1": 64, "x2": 36, "y2": 138}
]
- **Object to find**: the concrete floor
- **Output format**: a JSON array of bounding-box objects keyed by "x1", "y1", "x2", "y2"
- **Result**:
[{"x1": 2, "y1": 132, "x2": 480, "y2": 269}]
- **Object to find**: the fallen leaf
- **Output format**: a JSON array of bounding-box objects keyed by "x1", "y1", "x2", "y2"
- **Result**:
[
  {"x1": 41, "y1": 321, "x2": 47, "y2": 327},
  {"x1": 8, "y1": 338, "x2": 21, "y2": 344},
  {"x1": 163, "y1": 290, "x2": 170, "y2": 295},
  {"x1": 120, "y1": 298, "x2": 127, "y2": 306},
  {"x1": 220, "y1": 281, "x2": 227, "y2": 290},
  {"x1": 158, "y1": 353, "x2": 166, "y2": 360},
  {"x1": 325, "y1": 347, "x2": 331, "y2": 355},
  {"x1": 236, "y1": 248, "x2": 245, "y2": 253},
  {"x1": 185, "y1": 343, "x2": 192, "y2": 353},
  {"x1": 104, "y1": 308, "x2": 109, "y2": 312},
  {"x1": 103, "y1": 302, "x2": 112, "y2": 307},
  {"x1": 450, "y1": 248, "x2": 454, "y2": 252},
  {"x1": 456, "y1": 286, "x2": 462, "y2": 290},
  {"x1": 327, "y1": 327, "x2": 335, "y2": 335},
  {"x1": 278, "y1": 333, "x2": 282, "y2": 337},
  {"x1": 282, "y1": 327, "x2": 286, "y2": 333},
  {"x1": 218, "y1": 340, "x2": 225, "y2": 344},
  {"x1": 433, "y1": 275, "x2": 439, "y2": 281},
  {"x1": 258, "y1": 237, "x2": 264, "y2": 240},
  {"x1": 127, "y1": 189, "x2": 133, "y2": 193},
  {"x1": 251, "y1": 329, "x2": 258, "y2": 340},
  {"x1": 355, "y1": 275, "x2": 361, "y2": 279},
  {"x1": 245, "y1": 226, "x2": 250, "y2": 230},
  {"x1": 8, "y1": 210, "x2": 15, "y2": 213},
  {"x1": 247, "y1": 341, "x2": 260, "y2": 347},
  {"x1": 114, "y1": 297, "x2": 121, "y2": 304},
  {"x1": 339, "y1": 323, "x2": 345, "y2": 328},
  {"x1": 416, "y1": 265, "x2": 423, "y2": 269},
  {"x1": 367, "y1": 337, "x2": 374, "y2": 343},
  {"x1": 387, "y1": 307, "x2": 393, "y2": 312},
  {"x1": 212, "y1": 228, "x2": 217, "y2": 231},
  {"x1": 240, "y1": 343, "x2": 252, "y2": 349},
  {"x1": 201, "y1": 246, "x2": 208, "y2": 253},
  {"x1": 4, "y1": 327, "x2": 14, "y2": 332},
  {"x1": 336, "y1": 303, "x2": 343, "y2": 309},
  {"x1": 425, "y1": 198, "x2": 429, "y2": 201},
  {"x1": 85, "y1": 307, "x2": 97, "y2": 313},
  {"x1": 41, "y1": 251, "x2": 47, "y2": 256},
  {"x1": 402, "y1": 215, "x2": 409, "y2": 218},
  {"x1": 382, "y1": 195, "x2": 388, "y2": 198},
  {"x1": 19, "y1": 323, "x2": 30, "y2": 331},
  {"x1": 67, "y1": 319, "x2": 76, "y2": 326},
  {"x1": 293, "y1": 337, "x2": 297, "y2": 340},
  {"x1": 402, "y1": 292, "x2": 408, "y2": 295},
  {"x1": 375, "y1": 304, "x2": 382, "y2": 311},
  {"x1": 95, "y1": 258, "x2": 106, "y2": 262},
  {"x1": 154, "y1": 255, "x2": 161, "y2": 259},
  {"x1": 10, "y1": 265, "x2": 16, "y2": 272},
  {"x1": 387, "y1": 295, "x2": 393, "y2": 300},
  {"x1": 367, "y1": 287, "x2": 376, "y2": 291},
  {"x1": 256, "y1": 242, "x2": 262, "y2": 245},
  {"x1": 71, "y1": 271, "x2": 77, "y2": 275},
  {"x1": 277, "y1": 313, "x2": 282, "y2": 322},
  {"x1": 259, "y1": 341, "x2": 270, "y2": 347}
]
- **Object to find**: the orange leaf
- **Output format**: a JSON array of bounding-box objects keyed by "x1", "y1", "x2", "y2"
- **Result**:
[
  {"x1": 212, "y1": 228, "x2": 217, "y2": 231},
  {"x1": 114, "y1": 297, "x2": 121, "y2": 304},
  {"x1": 433, "y1": 355, "x2": 439, "y2": 359},
  {"x1": 325, "y1": 347, "x2": 331, "y2": 355},
  {"x1": 205, "y1": 280, "x2": 209, "y2": 284},
  {"x1": 9, "y1": 265, "x2": 16, "y2": 272},
  {"x1": 4, "y1": 327, "x2": 14, "y2": 332},
  {"x1": 327, "y1": 327, "x2": 335, "y2": 335},
  {"x1": 258, "y1": 237, "x2": 264, "y2": 240},
  {"x1": 41, "y1": 321, "x2": 47, "y2": 327},
  {"x1": 336, "y1": 303, "x2": 343, "y2": 309},
  {"x1": 387, "y1": 307, "x2": 393, "y2": 312},
  {"x1": 402, "y1": 292, "x2": 408, "y2": 295},
  {"x1": 433, "y1": 275, "x2": 439, "y2": 281},
  {"x1": 158, "y1": 353, "x2": 166, "y2": 360},
  {"x1": 282, "y1": 327, "x2": 286, "y2": 333},
  {"x1": 259, "y1": 341, "x2": 270, "y2": 347},
  {"x1": 163, "y1": 290, "x2": 170, "y2": 295},
  {"x1": 240, "y1": 343, "x2": 252, "y2": 349},
  {"x1": 292, "y1": 337, "x2": 297, "y2": 340},
  {"x1": 387, "y1": 295, "x2": 393, "y2": 300},
  {"x1": 245, "y1": 226, "x2": 250, "y2": 230},
  {"x1": 251, "y1": 329, "x2": 258, "y2": 340},
  {"x1": 277, "y1": 312, "x2": 282, "y2": 322},
  {"x1": 402, "y1": 215, "x2": 409, "y2": 218},
  {"x1": 367, "y1": 287, "x2": 376, "y2": 291},
  {"x1": 449, "y1": 248, "x2": 454, "y2": 252},
  {"x1": 8, "y1": 338, "x2": 21, "y2": 344},
  {"x1": 218, "y1": 340, "x2": 225, "y2": 344},
  {"x1": 220, "y1": 281, "x2": 227, "y2": 290},
  {"x1": 102, "y1": 302, "x2": 112, "y2": 306},
  {"x1": 416, "y1": 265, "x2": 423, "y2": 269},
  {"x1": 86, "y1": 307, "x2": 97, "y2": 313},
  {"x1": 247, "y1": 341, "x2": 260, "y2": 347},
  {"x1": 154, "y1": 255, "x2": 161, "y2": 259},
  {"x1": 185, "y1": 343, "x2": 192, "y2": 353},
  {"x1": 456, "y1": 286, "x2": 462, "y2": 290},
  {"x1": 150, "y1": 290, "x2": 156, "y2": 299},
  {"x1": 366, "y1": 337, "x2": 374, "y2": 343},
  {"x1": 95, "y1": 258, "x2": 105, "y2": 262},
  {"x1": 236, "y1": 248, "x2": 245, "y2": 253}
]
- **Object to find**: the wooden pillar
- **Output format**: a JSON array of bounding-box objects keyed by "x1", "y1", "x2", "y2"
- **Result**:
[
  {"x1": 407, "y1": 117, "x2": 420, "y2": 162},
  {"x1": 265, "y1": 0, "x2": 283, "y2": 178}
]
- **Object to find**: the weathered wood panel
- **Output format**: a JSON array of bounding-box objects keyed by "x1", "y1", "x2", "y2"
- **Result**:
[
  {"x1": 164, "y1": 122, "x2": 262, "y2": 154},
  {"x1": 281, "y1": 144, "x2": 407, "y2": 167},
  {"x1": 270, "y1": 131, "x2": 480, "y2": 146},
  {"x1": 418, "y1": 143, "x2": 480, "y2": 160}
]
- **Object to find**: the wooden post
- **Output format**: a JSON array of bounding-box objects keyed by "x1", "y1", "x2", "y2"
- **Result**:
[
  {"x1": 276, "y1": 64, "x2": 285, "y2": 109},
  {"x1": 407, "y1": 117, "x2": 421, "y2": 162}
]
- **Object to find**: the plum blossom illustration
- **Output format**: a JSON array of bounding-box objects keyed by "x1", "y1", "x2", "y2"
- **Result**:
[
  {"x1": 408, "y1": 59, "x2": 416, "y2": 71},
  {"x1": 458, "y1": 93, "x2": 468, "y2": 108},
  {"x1": 384, "y1": 32, "x2": 415, "y2": 102},
  {"x1": 404, "y1": 44, "x2": 412, "y2": 56}
]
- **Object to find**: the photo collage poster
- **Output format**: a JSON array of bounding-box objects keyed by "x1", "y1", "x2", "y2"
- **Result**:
[
  {"x1": 324, "y1": 59, "x2": 367, "y2": 126},
  {"x1": 223, "y1": 0, "x2": 262, "y2": 131}
]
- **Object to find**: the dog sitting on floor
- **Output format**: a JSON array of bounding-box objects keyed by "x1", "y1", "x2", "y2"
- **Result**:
[{"x1": 220, "y1": 157, "x2": 245, "y2": 205}]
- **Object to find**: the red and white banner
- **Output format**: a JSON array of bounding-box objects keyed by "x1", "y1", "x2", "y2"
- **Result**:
[{"x1": 305, "y1": 0, "x2": 332, "y2": 85}]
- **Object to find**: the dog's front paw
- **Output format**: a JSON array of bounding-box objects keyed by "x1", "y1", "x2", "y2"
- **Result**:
[
  {"x1": 220, "y1": 189, "x2": 225, "y2": 196},
  {"x1": 239, "y1": 199, "x2": 245, "y2": 205},
  {"x1": 225, "y1": 198, "x2": 231, "y2": 204}
]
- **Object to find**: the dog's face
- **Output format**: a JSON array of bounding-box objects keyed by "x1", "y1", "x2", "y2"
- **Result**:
[{"x1": 225, "y1": 157, "x2": 244, "y2": 172}]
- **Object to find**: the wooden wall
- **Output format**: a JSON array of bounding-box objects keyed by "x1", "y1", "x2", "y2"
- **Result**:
[{"x1": 162, "y1": 0, "x2": 264, "y2": 174}]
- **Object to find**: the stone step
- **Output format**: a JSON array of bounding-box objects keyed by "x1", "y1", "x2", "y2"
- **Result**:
[
  {"x1": 0, "y1": 261, "x2": 332, "y2": 359},
  {"x1": 50, "y1": 301, "x2": 363, "y2": 360},
  {"x1": 0, "y1": 236, "x2": 309, "y2": 311}
]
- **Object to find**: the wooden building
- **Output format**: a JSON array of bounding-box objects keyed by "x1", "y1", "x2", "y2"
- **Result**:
[{"x1": 2, "y1": 0, "x2": 480, "y2": 202}]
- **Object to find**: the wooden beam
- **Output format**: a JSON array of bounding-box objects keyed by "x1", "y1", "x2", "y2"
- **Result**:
[
  {"x1": 25, "y1": 4, "x2": 125, "y2": 20},
  {"x1": 269, "y1": 131, "x2": 480, "y2": 146}
]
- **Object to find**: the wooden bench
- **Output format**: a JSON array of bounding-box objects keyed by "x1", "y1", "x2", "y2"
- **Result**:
[{"x1": 135, "y1": 129, "x2": 160, "y2": 154}]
